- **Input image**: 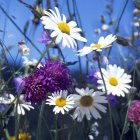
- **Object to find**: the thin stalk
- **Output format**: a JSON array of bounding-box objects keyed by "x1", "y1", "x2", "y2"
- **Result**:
[
  {"x1": 97, "y1": 54, "x2": 114, "y2": 140},
  {"x1": 120, "y1": 100, "x2": 131, "y2": 140},
  {"x1": 133, "y1": 123, "x2": 136, "y2": 140},
  {"x1": 33, "y1": 39, "x2": 54, "y2": 73},
  {"x1": 15, "y1": 95, "x2": 20, "y2": 140},
  {"x1": 37, "y1": 101, "x2": 45, "y2": 140},
  {"x1": 54, "y1": 114, "x2": 58, "y2": 140}
]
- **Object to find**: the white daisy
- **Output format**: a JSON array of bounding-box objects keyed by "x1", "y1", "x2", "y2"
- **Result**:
[
  {"x1": 97, "y1": 64, "x2": 132, "y2": 97},
  {"x1": 73, "y1": 87, "x2": 107, "y2": 122},
  {"x1": 46, "y1": 90, "x2": 74, "y2": 114},
  {"x1": 0, "y1": 94, "x2": 34, "y2": 115},
  {"x1": 41, "y1": 7, "x2": 87, "y2": 48},
  {"x1": 77, "y1": 34, "x2": 117, "y2": 56}
]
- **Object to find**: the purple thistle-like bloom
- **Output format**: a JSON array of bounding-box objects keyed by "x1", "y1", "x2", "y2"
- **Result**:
[
  {"x1": 23, "y1": 74, "x2": 47, "y2": 104},
  {"x1": 38, "y1": 31, "x2": 51, "y2": 45},
  {"x1": 23, "y1": 60, "x2": 72, "y2": 104}
]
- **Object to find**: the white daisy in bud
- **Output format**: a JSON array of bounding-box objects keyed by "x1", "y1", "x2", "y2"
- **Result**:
[
  {"x1": 97, "y1": 64, "x2": 132, "y2": 97},
  {"x1": 77, "y1": 34, "x2": 117, "y2": 56},
  {"x1": 46, "y1": 90, "x2": 74, "y2": 114},
  {"x1": 41, "y1": 7, "x2": 87, "y2": 48},
  {"x1": 73, "y1": 87, "x2": 107, "y2": 122},
  {"x1": 18, "y1": 40, "x2": 30, "y2": 56},
  {"x1": 0, "y1": 94, "x2": 34, "y2": 115}
]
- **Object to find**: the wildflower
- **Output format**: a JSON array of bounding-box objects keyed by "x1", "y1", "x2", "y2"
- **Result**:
[
  {"x1": 101, "y1": 24, "x2": 109, "y2": 31},
  {"x1": 46, "y1": 90, "x2": 74, "y2": 114},
  {"x1": 22, "y1": 56, "x2": 42, "y2": 68},
  {"x1": 73, "y1": 87, "x2": 107, "y2": 122},
  {"x1": 108, "y1": 94, "x2": 117, "y2": 106},
  {"x1": 128, "y1": 100, "x2": 140, "y2": 125},
  {"x1": 133, "y1": 8, "x2": 140, "y2": 16},
  {"x1": 88, "y1": 70, "x2": 100, "y2": 86},
  {"x1": 14, "y1": 76, "x2": 25, "y2": 92},
  {"x1": 133, "y1": 20, "x2": 140, "y2": 27},
  {"x1": 0, "y1": 94, "x2": 34, "y2": 115},
  {"x1": 41, "y1": 7, "x2": 87, "y2": 48},
  {"x1": 38, "y1": 31, "x2": 51, "y2": 45},
  {"x1": 23, "y1": 60, "x2": 72, "y2": 104},
  {"x1": 18, "y1": 40, "x2": 30, "y2": 56},
  {"x1": 9, "y1": 132, "x2": 31, "y2": 140},
  {"x1": 77, "y1": 34, "x2": 116, "y2": 56},
  {"x1": 88, "y1": 122, "x2": 99, "y2": 140},
  {"x1": 23, "y1": 74, "x2": 47, "y2": 104},
  {"x1": 97, "y1": 64, "x2": 132, "y2": 97}
]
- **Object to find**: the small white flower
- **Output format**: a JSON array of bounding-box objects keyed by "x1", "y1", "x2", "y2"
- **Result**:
[
  {"x1": 18, "y1": 40, "x2": 30, "y2": 56},
  {"x1": 73, "y1": 87, "x2": 107, "y2": 122},
  {"x1": 22, "y1": 56, "x2": 42, "y2": 68},
  {"x1": 41, "y1": 7, "x2": 87, "y2": 48},
  {"x1": 133, "y1": 21, "x2": 140, "y2": 27},
  {"x1": 46, "y1": 90, "x2": 74, "y2": 114},
  {"x1": 101, "y1": 24, "x2": 109, "y2": 31},
  {"x1": 77, "y1": 34, "x2": 116, "y2": 56},
  {"x1": 0, "y1": 94, "x2": 34, "y2": 115},
  {"x1": 97, "y1": 64, "x2": 132, "y2": 97},
  {"x1": 133, "y1": 8, "x2": 140, "y2": 16}
]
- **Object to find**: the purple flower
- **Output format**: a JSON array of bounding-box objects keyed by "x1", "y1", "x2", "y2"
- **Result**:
[
  {"x1": 23, "y1": 60, "x2": 72, "y2": 104},
  {"x1": 38, "y1": 31, "x2": 51, "y2": 45},
  {"x1": 23, "y1": 74, "x2": 47, "y2": 104},
  {"x1": 128, "y1": 100, "x2": 140, "y2": 125},
  {"x1": 108, "y1": 94, "x2": 117, "y2": 106},
  {"x1": 88, "y1": 70, "x2": 99, "y2": 86},
  {"x1": 14, "y1": 76, "x2": 25, "y2": 92}
]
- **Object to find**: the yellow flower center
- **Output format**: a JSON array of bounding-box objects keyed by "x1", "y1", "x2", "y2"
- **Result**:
[
  {"x1": 109, "y1": 77, "x2": 118, "y2": 86},
  {"x1": 80, "y1": 95, "x2": 93, "y2": 107},
  {"x1": 55, "y1": 97, "x2": 66, "y2": 107},
  {"x1": 91, "y1": 44, "x2": 102, "y2": 49},
  {"x1": 58, "y1": 22, "x2": 70, "y2": 34}
]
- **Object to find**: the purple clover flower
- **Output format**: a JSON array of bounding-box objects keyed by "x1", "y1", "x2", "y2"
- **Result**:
[
  {"x1": 23, "y1": 60, "x2": 72, "y2": 104},
  {"x1": 128, "y1": 100, "x2": 140, "y2": 125},
  {"x1": 38, "y1": 31, "x2": 51, "y2": 45}
]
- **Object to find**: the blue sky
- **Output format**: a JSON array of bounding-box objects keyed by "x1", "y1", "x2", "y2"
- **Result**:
[{"x1": 0, "y1": 0, "x2": 136, "y2": 71}]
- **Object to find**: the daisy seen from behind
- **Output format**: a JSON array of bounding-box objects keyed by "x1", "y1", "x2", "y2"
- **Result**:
[
  {"x1": 0, "y1": 94, "x2": 34, "y2": 115},
  {"x1": 77, "y1": 34, "x2": 116, "y2": 56},
  {"x1": 97, "y1": 64, "x2": 132, "y2": 97},
  {"x1": 41, "y1": 7, "x2": 87, "y2": 48},
  {"x1": 46, "y1": 90, "x2": 74, "y2": 114},
  {"x1": 73, "y1": 87, "x2": 107, "y2": 122}
]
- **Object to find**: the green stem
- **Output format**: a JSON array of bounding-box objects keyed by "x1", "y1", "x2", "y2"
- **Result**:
[
  {"x1": 4, "y1": 129, "x2": 10, "y2": 139},
  {"x1": 120, "y1": 100, "x2": 131, "y2": 140},
  {"x1": 33, "y1": 39, "x2": 54, "y2": 73},
  {"x1": 37, "y1": 101, "x2": 45, "y2": 140},
  {"x1": 97, "y1": 54, "x2": 114, "y2": 140},
  {"x1": 15, "y1": 96, "x2": 20, "y2": 140},
  {"x1": 55, "y1": 114, "x2": 58, "y2": 140}
]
